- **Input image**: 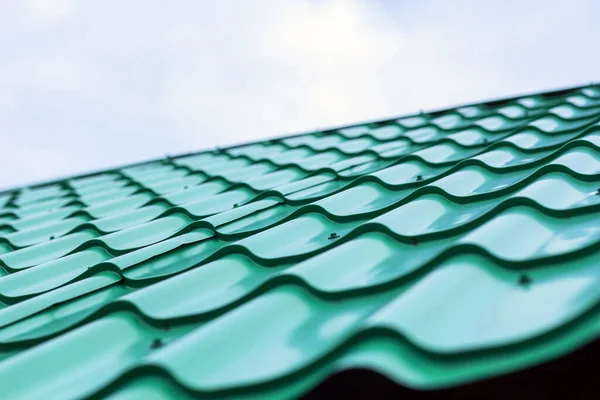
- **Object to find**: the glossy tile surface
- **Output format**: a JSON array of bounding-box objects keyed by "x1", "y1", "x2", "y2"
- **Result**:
[{"x1": 1, "y1": 85, "x2": 600, "y2": 399}]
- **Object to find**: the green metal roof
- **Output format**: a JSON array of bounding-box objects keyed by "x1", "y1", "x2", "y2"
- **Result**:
[{"x1": 1, "y1": 84, "x2": 600, "y2": 398}]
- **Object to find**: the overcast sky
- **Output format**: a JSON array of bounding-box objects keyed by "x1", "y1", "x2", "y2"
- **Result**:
[{"x1": 0, "y1": 0, "x2": 598, "y2": 190}]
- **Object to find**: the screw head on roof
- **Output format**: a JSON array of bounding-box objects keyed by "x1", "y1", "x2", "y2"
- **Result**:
[
  {"x1": 150, "y1": 338, "x2": 164, "y2": 349},
  {"x1": 596, "y1": 188, "x2": 600, "y2": 196},
  {"x1": 49, "y1": 236, "x2": 54, "y2": 240},
  {"x1": 518, "y1": 273, "x2": 532, "y2": 287},
  {"x1": 328, "y1": 233, "x2": 340, "y2": 240},
  {"x1": 482, "y1": 138, "x2": 488, "y2": 144},
  {"x1": 416, "y1": 175, "x2": 423, "y2": 181},
  {"x1": 233, "y1": 203, "x2": 239, "y2": 208},
  {"x1": 183, "y1": 185, "x2": 188, "y2": 190}
]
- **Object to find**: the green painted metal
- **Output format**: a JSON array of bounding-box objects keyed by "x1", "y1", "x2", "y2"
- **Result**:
[{"x1": 0, "y1": 85, "x2": 600, "y2": 399}]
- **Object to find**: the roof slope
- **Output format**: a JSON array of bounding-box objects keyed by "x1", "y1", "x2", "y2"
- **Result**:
[{"x1": 1, "y1": 84, "x2": 600, "y2": 399}]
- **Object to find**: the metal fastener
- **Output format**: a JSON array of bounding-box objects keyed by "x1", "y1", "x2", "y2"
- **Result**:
[
  {"x1": 416, "y1": 175, "x2": 423, "y2": 181},
  {"x1": 518, "y1": 273, "x2": 532, "y2": 287},
  {"x1": 328, "y1": 233, "x2": 340, "y2": 240},
  {"x1": 150, "y1": 338, "x2": 164, "y2": 349}
]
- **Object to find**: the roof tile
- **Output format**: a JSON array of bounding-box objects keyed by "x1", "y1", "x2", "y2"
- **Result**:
[{"x1": 1, "y1": 84, "x2": 600, "y2": 398}]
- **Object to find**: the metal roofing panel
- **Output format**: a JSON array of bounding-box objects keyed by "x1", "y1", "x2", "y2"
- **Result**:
[{"x1": 0, "y1": 84, "x2": 600, "y2": 398}]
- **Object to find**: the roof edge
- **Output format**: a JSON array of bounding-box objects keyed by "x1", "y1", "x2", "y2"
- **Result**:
[{"x1": 1, "y1": 81, "x2": 595, "y2": 195}]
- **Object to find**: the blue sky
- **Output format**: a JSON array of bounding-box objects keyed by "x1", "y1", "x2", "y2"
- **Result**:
[{"x1": 0, "y1": 0, "x2": 598, "y2": 189}]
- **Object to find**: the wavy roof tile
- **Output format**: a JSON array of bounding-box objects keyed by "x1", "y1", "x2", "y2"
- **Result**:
[{"x1": 1, "y1": 84, "x2": 600, "y2": 398}]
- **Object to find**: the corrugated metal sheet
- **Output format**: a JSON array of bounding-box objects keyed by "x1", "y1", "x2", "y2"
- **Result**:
[{"x1": 1, "y1": 84, "x2": 600, "y2": 399}]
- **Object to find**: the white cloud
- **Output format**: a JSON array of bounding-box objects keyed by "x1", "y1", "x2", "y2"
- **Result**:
[
  {"x1": 24, "y1": 0, "x2": 76, "y2": 25},
  {"x1": 0, "y1": 0, "x2": 598, "y2": 189}
]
